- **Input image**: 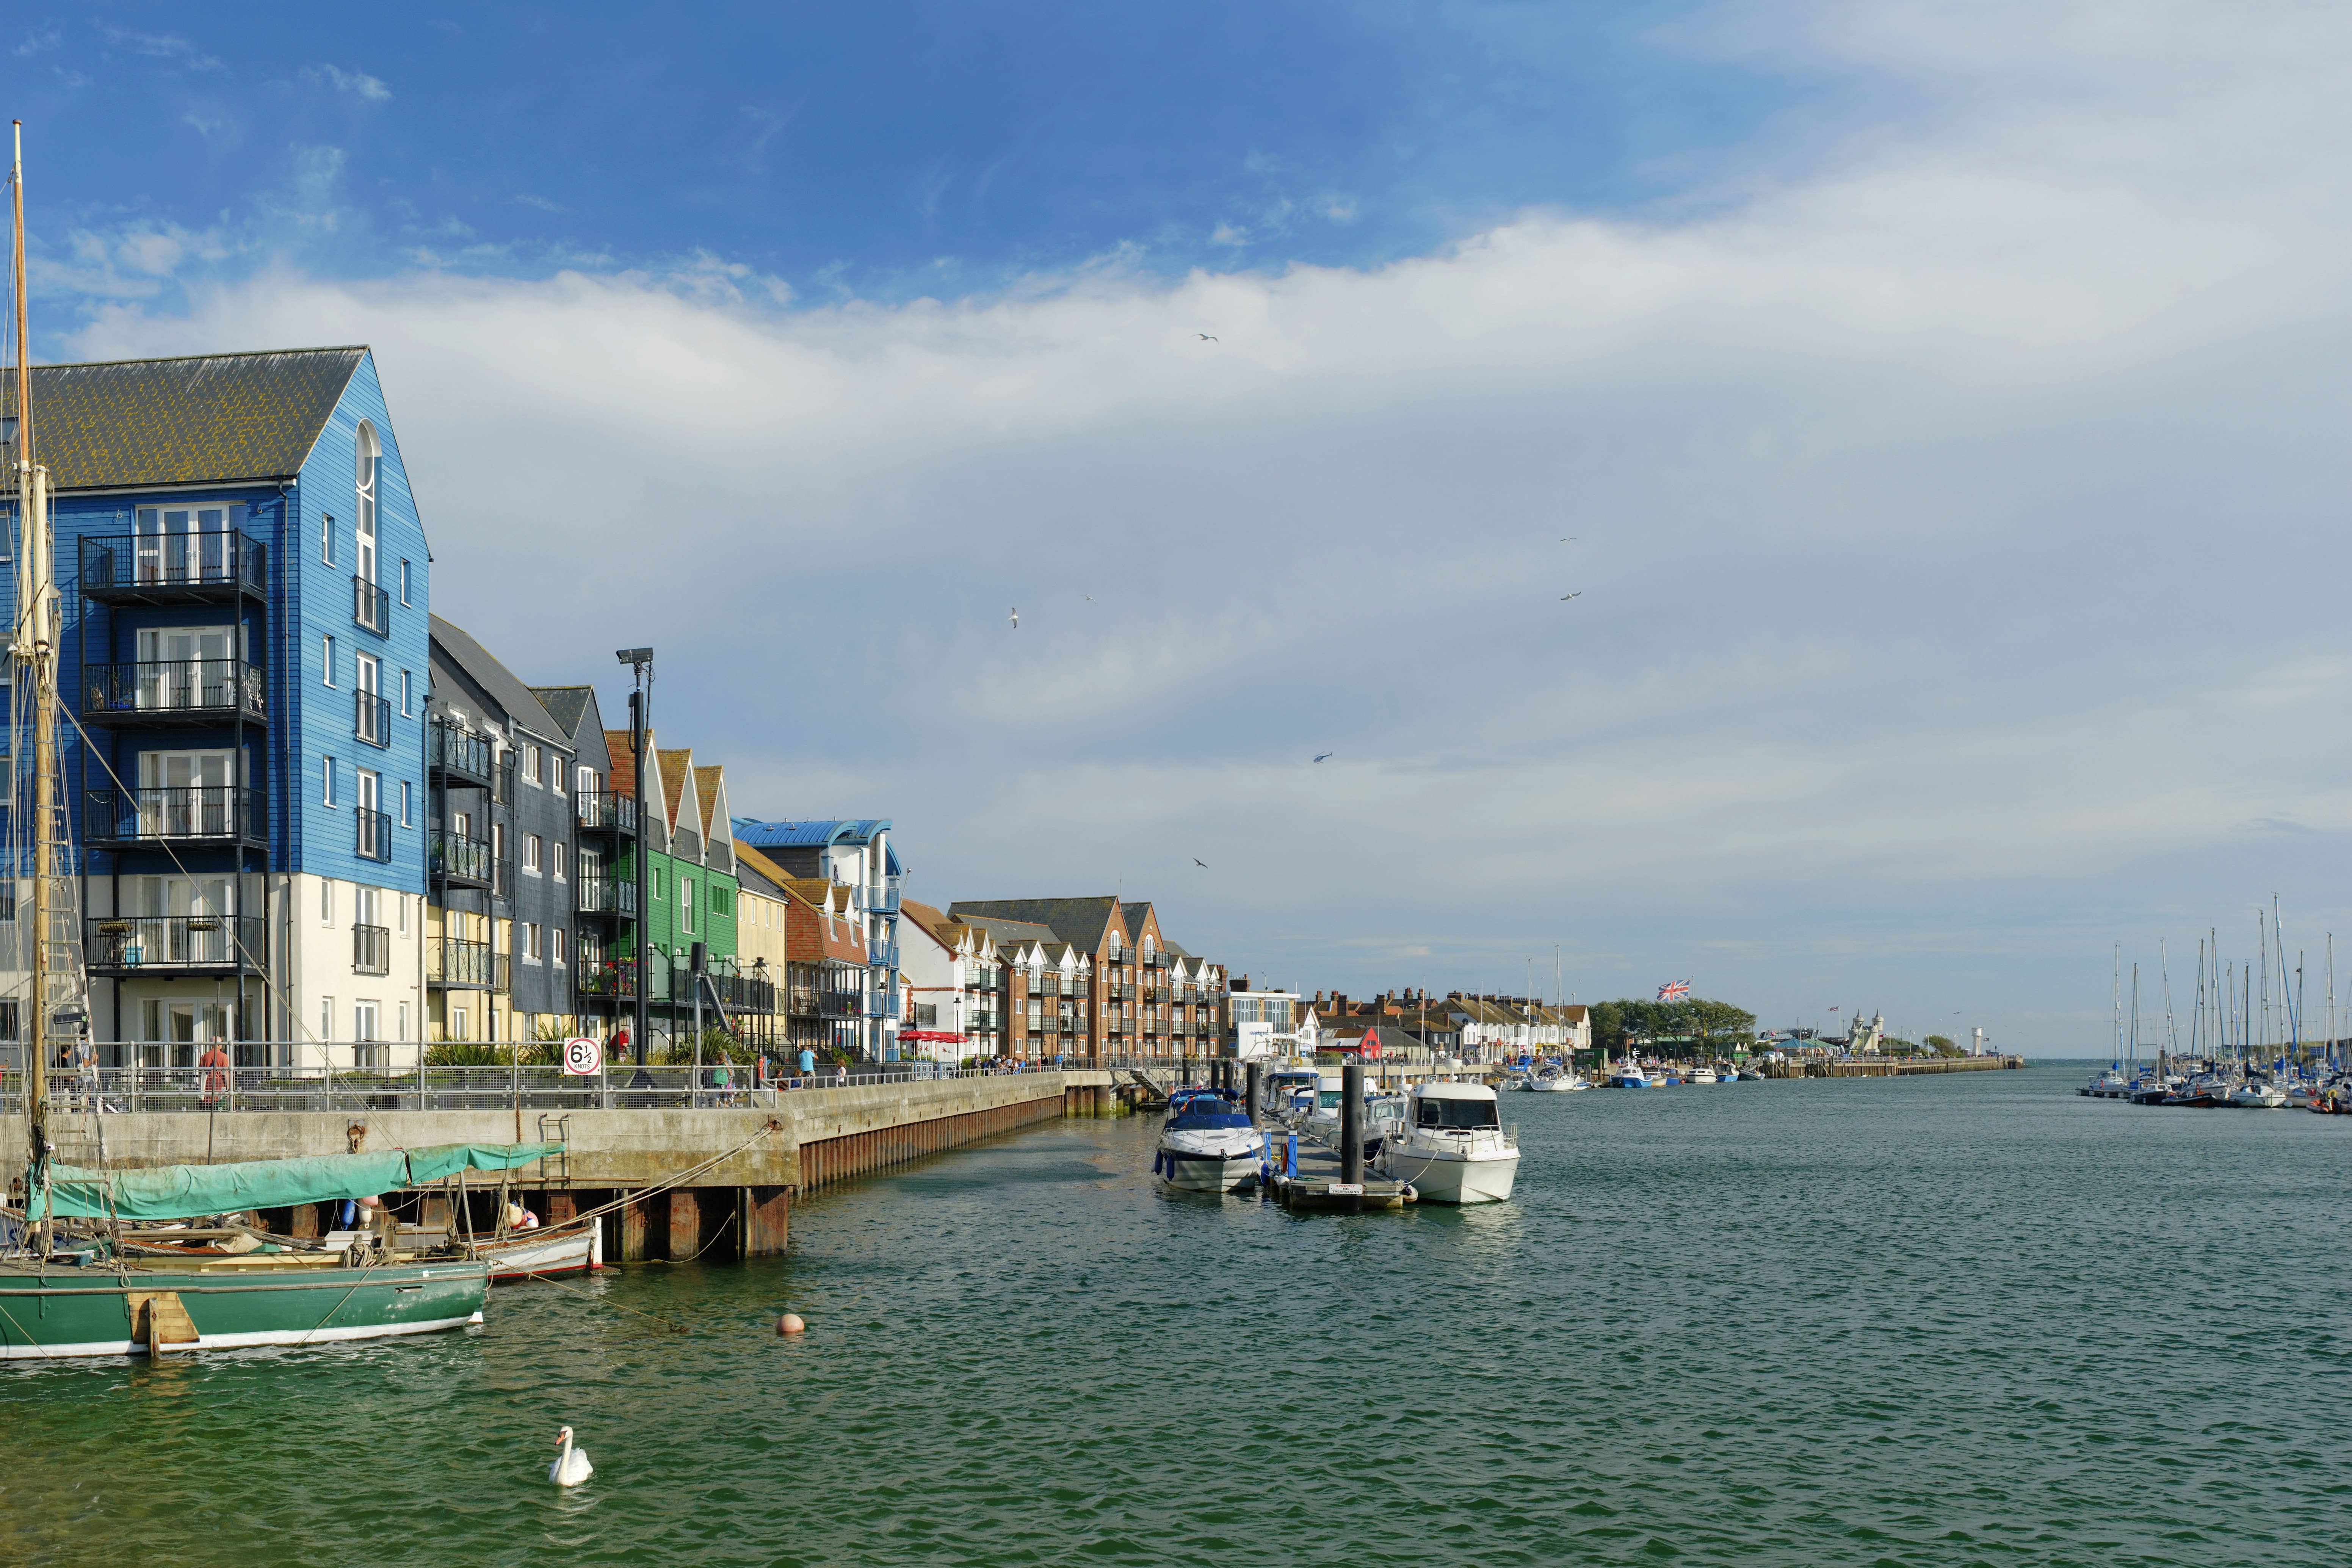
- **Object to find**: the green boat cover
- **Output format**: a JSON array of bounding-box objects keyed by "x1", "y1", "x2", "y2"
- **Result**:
[{"x1": 34, "y1": 1142, "x2": 564, "y2": 1221}]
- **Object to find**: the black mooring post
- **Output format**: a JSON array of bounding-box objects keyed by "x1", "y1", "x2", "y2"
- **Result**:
[
  {"x1": 1340, "y1": 1058, "x2": 1365, "y2": 1189},
  {"x1": 1245, "y1": 1060, "x2": 1260, "y2": 1122}
]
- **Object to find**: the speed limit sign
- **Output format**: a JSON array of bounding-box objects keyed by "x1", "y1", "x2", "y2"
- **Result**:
[{"x1": 562, "y1": 1036, "x2": 604, "y2": 1076}]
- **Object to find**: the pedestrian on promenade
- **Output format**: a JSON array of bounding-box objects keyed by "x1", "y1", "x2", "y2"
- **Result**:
[
  {"x1": 198, "y1": 1040, "x2": 232, "y2": 1106},
  {"x1": 798, "y1": 1045, "x2": 816, "y2": 1087}
]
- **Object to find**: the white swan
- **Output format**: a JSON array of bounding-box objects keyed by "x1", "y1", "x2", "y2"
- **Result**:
[{"x1": 550, "y1": 1425, "x2": 594, "y2": 1487}]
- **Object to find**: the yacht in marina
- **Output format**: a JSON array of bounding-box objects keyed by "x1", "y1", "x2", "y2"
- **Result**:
[
  {"x1": 1374, "y1": 1082, "x2": 1520, "y2": 1204},
  {"x1": 1305, "y1": 1080, "x2": 1406, "y2": 1155},
  {"x1": 1686, "y1": 1066, "x2": 1720, "y2": 1085},
  {"x1": 1153, "y1": 1090, "x2": 1267, "y2": 1192},
  {"x1": 1523, "y1": 1063, "x2": 1587, "y2": 1092},
  {"x1": 1262, "y1": 1067, "x2": 1321, "y2": 1122}
]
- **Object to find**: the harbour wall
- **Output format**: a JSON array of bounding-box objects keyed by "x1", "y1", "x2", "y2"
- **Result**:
[{"x1": 8, "y1": 1071, "x2": 1113, "y2": 1263}]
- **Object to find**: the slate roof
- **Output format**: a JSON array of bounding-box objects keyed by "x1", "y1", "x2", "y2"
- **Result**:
[
  {"x1": 731, "y1": 853, "x2": 786, "y2": 901},
  {"x1": 731, "y1": 840, "x2": 799, "y2": 894},
  {"x1": 949, "y1": 913, "x2": 1059, "y2": 946},
  {"x1": 430, "y1": 615, "x2": 563, "y2": 740},
  {"x1": 530, "y1": 685, "x2": 593, "y2": 742},
  {"x1": 1119, "y1": 901, "x2": 1156, "y2": 941},
  {"x1": 949, "y1": 897, "x2": 1124, "y2": 953},
  {"x1": 5, "y1": 347, "x2": 367, "y2": 490}
]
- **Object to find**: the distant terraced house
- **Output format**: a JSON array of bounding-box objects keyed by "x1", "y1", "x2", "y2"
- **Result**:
[{"x1": 946, "y1": 896, "x2": 1225, "y2": 1064}]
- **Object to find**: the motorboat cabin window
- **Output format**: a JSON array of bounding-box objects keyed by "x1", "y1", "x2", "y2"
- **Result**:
[{"x1": 1416, "y1": 1097, "x2": 1502, "y2": 1130}]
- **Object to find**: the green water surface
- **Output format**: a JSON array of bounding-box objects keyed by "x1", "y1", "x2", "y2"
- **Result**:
[{"x1": 3, "y1": 1062, "x2": 2346, "y2": 1566}]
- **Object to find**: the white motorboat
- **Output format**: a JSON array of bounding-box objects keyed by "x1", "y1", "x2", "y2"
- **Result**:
[
  {"x1": 1606, "y1": 1066, "x2": 1651, "y2": 1088},
  {"x1": 2226, "y1": 1081, "x2": 2288, "y2": 1109},
  {"x1": 1307, "y1": 1082, "x2": 1407, "y2": 1154},
  {"x1": 1524, "y1": 1064, "x2": 1587, "y2": 1092},
  {"x1": 1375, "y1": 1082, "x2": 1520, "y2": 1204},
  {"x1": 1686, "y1": 1067, "x2": 1720, "y2": 1086},
  {"x1": 2081, "y1": 1065, "x2": 2129, "y2": 1098},
  {"x1": 1263, "y1": 1068, "x2": 1321, "y2": 1122},
  {"x1": 1154, "y1": 1090, "x2": 1267, "y2": 1192}
]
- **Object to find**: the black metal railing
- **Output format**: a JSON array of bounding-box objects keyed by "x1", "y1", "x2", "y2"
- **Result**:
[
  {"x1": 812, "y1": 990, "x2": 863, "y2": 1018},
  {"x1": 84, "y1": 786, "x2": 261, "y2": 846},
  {"x1": 430, "y1": 829, "x2": 492, "y2": 886},
  {"x1": 429, "y1": 719, "x2": 493, "y2": 785},
  {"x1": 429, "y1": 936, "x2": 509, "y2": 990},
  {"x1": 356, "y1": 806, "x2": 393, "y2": 863},
  {"x1": 492, "y1": 756, "x2": 518, "y2": 805},
  {"x1": 490, "y1": 854, "x2": 516, "y2": 899},
  {"x1": 354, "y1": 689, "x2": 391, "y2": 747},
  {"x1": 353, "y1": 575, "x2": 390, "y2": 634},
  {"x1": 575, "y1": 874, "x2": 638, "y2": 916},
  {"x1": 354, "y1": 923, "x2": 390, "y2": 976},
  {"x1": 86, "y1": 915, "x2": 263, "y2": 971},
  {"x1": 83, "y1": 660, "x2": 265, "y2": 723},
  {"x1": 78, "y1": 532, "x2": 265, "y2": 599},
  {"x1": 575, "y1": 790, "x2": 639, "y2": 834}
]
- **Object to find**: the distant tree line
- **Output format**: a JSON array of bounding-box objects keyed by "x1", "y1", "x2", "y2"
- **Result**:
[{"x1": 1590, "y1": 998, "x2": 1758, "y2": 1059}]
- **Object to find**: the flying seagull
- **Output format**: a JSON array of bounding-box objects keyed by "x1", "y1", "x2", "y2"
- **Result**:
[
  {"x1": 1560, "y1": 536, "x2": 1576, "y2": 542},
  {"x1": 1560, "y1": 592, "x2": 1582, "y2": 601},
  {"x1": 1009, "y1": 607, "x2": 1019, "y2": 628},
  {"x1": 1197, "y1": 333, "x2": 1218, "y2": 341},
  {"x1": 1313, "y1": 752, "x2": 1333, "y2": 762},
  {"x1": 1193, "y1": 858, "x2": 1208, "y2": 868}
]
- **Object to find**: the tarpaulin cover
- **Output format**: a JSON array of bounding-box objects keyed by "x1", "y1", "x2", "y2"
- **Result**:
[{"x1": 36, "y1": 1142, "x2": 564, "y2": 1221}]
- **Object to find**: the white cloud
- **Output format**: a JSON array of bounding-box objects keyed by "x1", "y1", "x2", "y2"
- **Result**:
[
  {"x1": 102, "y1": 25, "x2": 221, "y2": 70},
  {"x1": 302, "y1": 63, "x2": 393, "y2": 102},
  {"x1": 61, "y1": 0, "x2": 2352, "y2": 1042}
]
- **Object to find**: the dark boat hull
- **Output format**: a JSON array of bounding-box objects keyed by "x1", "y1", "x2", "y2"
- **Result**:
[{"x1": 0, "y1": 1258, "x2": 489, "y2": 1360}]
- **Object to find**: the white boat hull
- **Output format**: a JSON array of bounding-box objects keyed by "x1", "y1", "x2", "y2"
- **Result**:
[
  {"x1": 1378, "y1": 1144, "x2": 1520, "y2": 1203},
  {"x1": 478, "y1": 1225, "x2": 600, "y2": 1282},
  {"x1": 1156, "y1": 1129, "x2": 1266, "y2": 1192}
]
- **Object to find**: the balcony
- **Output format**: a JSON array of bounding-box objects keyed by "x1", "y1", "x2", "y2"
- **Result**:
[
  {"x1": 811, "y1": 990, "x2": 864, "y2": 1018},
  {"x1": 864, "y1": 992, "x2": 900, "y2": 1020},
  {"x1": 490, "y1": 854, "x2": 516, "y2": 900},
  {"x1": 575, "y1": 873, "x2": 639, "y2": 916},
  {"x1": 83, "y1": 660, "x2": 266, "y2": 728},
  {"x1": 429, "y1": 719, "x2": 493, "y2": 788},
  {"x1": 855, "y1": 879, "x2": 901, "y2": 915},
  {"x1": 577, "y1": 960, "x2": 637, "y2": 1003},
  {"x1": 355, "y1": 807, "x2": 393, "y2": 863},
  {"x1": 491, "y1": 755, "x2": 519, "y2": 806},
  {"x1": 353, "y1": 575, "x2": 390, "y2": 636},
  {"x1": 1116, "y1": 983, "x2": 1136, "y2": 1001},
  {"x1": 575, "y1": 790, "x2": 639, "y2": 836},
  {"x1": 79, "y1": 532, "x2": 266, "y2": 606},
  {"x1": 868, "y1": 941, "x2": 898, "y2": 969},
  {"x1": 87, "y1": 914, "x2": 263, "y2": 975},
  {"x1": 354, "y1": 689, "x2": 391, "y2": 748},
  {"x1": 428, "y1": 935, "x2": 509, "y2": 991},
  {"x1": 354, "y1": 923, "x2": 390, "y2": 976},
  {"x1": 430, "y1": 829, "x2": 493, "y2": 890},
  {"x1": 85, "y1": 786, "x2": 263, "y2": 849}
]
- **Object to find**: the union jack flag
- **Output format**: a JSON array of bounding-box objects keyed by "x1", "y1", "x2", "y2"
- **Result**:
[{"x1": 1657, "y1": 980, "x2": 1691, "y2": 1001}]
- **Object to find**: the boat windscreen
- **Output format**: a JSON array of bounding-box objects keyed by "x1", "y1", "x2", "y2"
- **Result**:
[{"x1": 1415, "y1": 1097, "x2": 1500, "y2": 1130}]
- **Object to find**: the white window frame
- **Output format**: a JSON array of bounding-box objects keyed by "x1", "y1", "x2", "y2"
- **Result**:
[
  {"x1": 322, "y1": 634, "x2": 336, "y2": 687},
  {"x1": 399, "y1": 558, "x2": 411, "y2": 606},
  {"x1": 400, "y1": 779, "x2": 412, "y2": 827},
  {"x1": 354, "y1": 421, "x2": 380, "y2": 586},
  {"x1": 323, "y1": 755, "x2": 338, "y2": 808},
  {"x1": 523, "y1": 834, "x2": 542, "y2": 874},
  {"x1": 552, "y1": 841, "x2": 567, "y2": 881}
]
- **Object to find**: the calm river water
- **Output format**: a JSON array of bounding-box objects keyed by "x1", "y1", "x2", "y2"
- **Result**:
[{"x1": 3, "y1": 1062, "x2": 2347, "y2": 1566}]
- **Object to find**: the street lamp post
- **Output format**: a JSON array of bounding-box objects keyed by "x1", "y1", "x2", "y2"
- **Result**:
[{"x1": 617, "y1": 647, "x2": 653, "y2": 1066}]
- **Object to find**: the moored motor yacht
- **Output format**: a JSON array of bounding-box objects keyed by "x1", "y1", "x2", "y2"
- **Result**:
[
  {"x1": 1262, "y1": 1067, "x2": 1320, "y2": 1122},
  {"x1": 1154, "y1": 1090, "x2": 1266, "y2": 1192},
  {"x1": 1686, "y1": 1067, "x2": 1720, "y2": 1085},
  {"x1": 1606, "y1": 1065, "x2": 1652, "y2": 1088},
  {"x1": 2225, "y1": 1081, "x2": 2288, "y2": 1109},
  {"x1": 1524, "y1": 1064, "x2": 1586, "y2": 1092},
  {"x1": 1374, "y1": 1082, "x2": 1520, "y2": 1204}
]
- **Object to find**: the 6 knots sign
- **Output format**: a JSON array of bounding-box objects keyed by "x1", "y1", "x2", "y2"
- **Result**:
[{"x1": 563, "y1": 1036, "x2": 604, "y2": 1077}]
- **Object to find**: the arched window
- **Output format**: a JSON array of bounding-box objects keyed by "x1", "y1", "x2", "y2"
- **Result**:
[{"x1": 354, "y1": 421, "x2": 381, "y2": 586}]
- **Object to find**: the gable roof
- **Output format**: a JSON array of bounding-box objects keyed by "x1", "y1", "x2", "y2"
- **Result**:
[
  {"x1": 732, "y1": 840, "x2": 799, "y2": 893},
  {"x1": 948, "y1": 897, "x2": 1124, "y2": 954},
  {"x1": 530, "y1": 685, "x2": 593, "y2": 741},
  {"x1": 7, "y1": 346, "x2": 368, "y2": 491},
  {"x1": 1120, "y1": 902, "x2": 1157, "y2": 942},
  {"x1": 430, "y1": 615, "x2": 564, "y2": 742}
]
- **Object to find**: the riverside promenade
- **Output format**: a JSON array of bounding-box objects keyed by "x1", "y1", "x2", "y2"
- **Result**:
[{"x1": 4, "y1": 1068, "x2": 1117, "y2": 1262}]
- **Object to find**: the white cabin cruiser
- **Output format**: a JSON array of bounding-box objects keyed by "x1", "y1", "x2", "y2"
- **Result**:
[
  {"x1": 1154, "y1": 1090, "x2": 1267, "y2": 1192},
  {"x1": 1306, "y1": 1079, "x2": 1406, "y2": 1154},
  {"x1": 1263, "y1": 1068, "x2": 1321, "y2": 1122},
  {"x1": 1686, "y1": 1066, "x2": 1719, "y2": 1085},
  {"x1": 1375, "y1": 1082, "x2": 1520, "y2": 1204},
  {"x1": 2226, "y1": 1080, "x2": 2288, "y2": 1109},
  {"x1": 1524, "y1": 1064, "x2": 1587, "y2": 1092}
]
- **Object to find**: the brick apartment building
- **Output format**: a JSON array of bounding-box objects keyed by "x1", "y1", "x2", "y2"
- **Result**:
[{"x1": 946, "y1": 896, "x2": 1225, "y2": 1063}]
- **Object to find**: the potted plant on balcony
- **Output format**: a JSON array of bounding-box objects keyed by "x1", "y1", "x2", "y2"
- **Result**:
[{"x1": 97, "y1": 919, "x2": 133, "y2": 936}]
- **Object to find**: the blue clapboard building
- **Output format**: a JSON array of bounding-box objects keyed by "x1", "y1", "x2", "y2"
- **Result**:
[{"x1": 3, "y1": 347, "x2": 431, "y2": 1067}]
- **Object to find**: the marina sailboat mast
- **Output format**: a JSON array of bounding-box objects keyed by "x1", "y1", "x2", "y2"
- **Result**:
[{"x1": 8, "y1": 121, "x2": 88, "y2": 1170}]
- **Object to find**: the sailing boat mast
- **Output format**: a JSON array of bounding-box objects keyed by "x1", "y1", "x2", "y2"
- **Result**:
[{"x1": 8, "y1": 119, "x2": 46, "y2": 1167}]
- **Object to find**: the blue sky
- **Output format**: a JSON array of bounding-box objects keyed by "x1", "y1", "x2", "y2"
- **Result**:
[
  {"x1": 8, "y1": 5, "x2": 1796, "y2": 308},
  {"x1": 13, "y1": 5, "x2": 2352, "y2": 1051}
]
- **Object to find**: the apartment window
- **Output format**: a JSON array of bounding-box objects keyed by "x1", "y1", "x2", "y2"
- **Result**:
[
  {"x1": 320, "y1": 996, "x2": 334, "y2": 1042},
  {"x1": 399, "y1": 558, "x2": 412, "y2": 606},
  {"x1": 323, "y1": 756, "x2": 338, "y2": 807},
  {"x1": 321, "y1": 879, "x2": 334, "y2": 926},
  {"x1": 354, "y1": 421, "x2": 379, "y2": 583},
  {"x1": 523, "y1": 743, "x2": 542, "y2": 786},
  {"x1": 453, "y1": 1007, "x2": 468, "y2": 1039},
  {"x1": 553, "y1": 927, "x2": 567, "y2": 967},
  {"x1": 577, "y1": 765, "x2": 594, "y2": 794},
  {"x1": 524, "y1": 922, "x2": 542, "y2": 963},
  {"x1": 681, "y1": 878, "x2": 695, "y2": 935},
  {"x1": 322, "y1": 634, "x2": 337, "y2": 686},
  {"x1": 400, "y1": 779, "x2": 412, "y2": 827},
  {"x1": 523, "y1": 834, "x2": 543, "y2": 874},
  {"x1": 321, "y1": 509, "x2": 334, "y2": 565},
  {"x1": 552, "y1": 841, "x2": 567, "y2": 880},
  {"x1": 397, "y1": 892, "x2": 408, "y2": 934},
  {"x1": 400, "y1": 669, "x2": 411, "y2": 716},
  {"x1": 398, "y1": 1001, "x2": 410, "y2": 1041}
]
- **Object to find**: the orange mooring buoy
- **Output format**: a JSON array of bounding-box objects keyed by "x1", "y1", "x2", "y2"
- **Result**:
[{"x1": 777, "y1": 1313, "x2": 805, "y2": 1335}]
